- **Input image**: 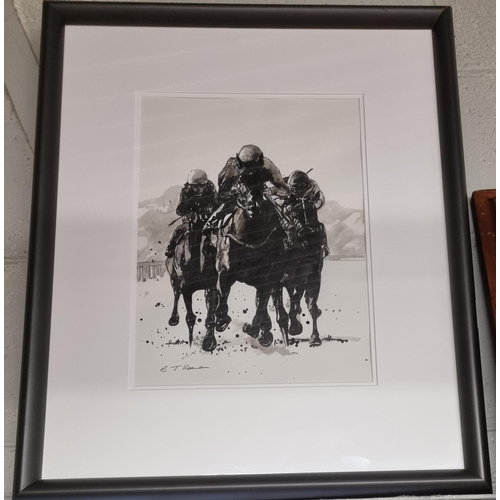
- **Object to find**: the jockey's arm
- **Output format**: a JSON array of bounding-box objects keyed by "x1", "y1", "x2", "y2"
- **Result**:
[
  {"x1": 198, "y1": 184, "x2": 219, "y2": 216},
  {"x1": 176, "y1": 186, "x2": 190, "y2": 216},
  {"x1": 301, "y1": 179, "x2": 325, "y2": 210},
  {"x1": 263, "y1": 158, "x2": 291, "y2": 195},
  {"x1": 312, "y1": 189, "x2": 325, "y2": 210},
  {"x1": 217, "y1": 159, "x2": 239, "y2": 202}
]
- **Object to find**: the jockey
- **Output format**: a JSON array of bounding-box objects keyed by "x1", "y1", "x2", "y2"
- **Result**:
[
  {"x1": 165, "y1": 169, "x2": 218, "y2": 258},
  {"x1": 205, "y1": 145, "x2": 290, "y2": 229},
  {"x1": 278, "y1": 170, "x2": 329, "y2": 258}
]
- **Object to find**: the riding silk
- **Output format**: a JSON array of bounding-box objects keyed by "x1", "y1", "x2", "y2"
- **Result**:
[
  {"x1": 176, "y1": 180, "x2": 218, "y2": 219},
  {"x1": 218, "y1": 156, "x2": 290, "y2": 202},
  {"x1": 268, "y1": 178, "x2": 329, "y2": 258},
  {"x1": 203, "y1": 155, "x2": 290, "y2": 235},
  {"x1": 165, "y1": 180, "x2": 219, "y2": 260}
]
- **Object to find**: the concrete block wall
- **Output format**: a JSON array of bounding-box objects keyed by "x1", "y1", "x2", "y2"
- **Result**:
[{"x1": 4, "y1": 0, "x2": 495, "y2": 498}]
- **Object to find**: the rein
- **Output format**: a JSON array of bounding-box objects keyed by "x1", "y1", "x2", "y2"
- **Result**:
[{"x1": 227, "y1": 227, "x2": 278, "y2": 249}]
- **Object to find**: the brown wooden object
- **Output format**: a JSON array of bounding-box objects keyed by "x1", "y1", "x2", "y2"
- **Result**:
[{"x1": 471, "y1": 189, "x2": 496, "y2": 323}]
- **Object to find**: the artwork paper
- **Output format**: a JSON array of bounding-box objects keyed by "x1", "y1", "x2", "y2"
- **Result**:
[{"x1": 132, "y1": 94, "x2": 375, "y2": 388}]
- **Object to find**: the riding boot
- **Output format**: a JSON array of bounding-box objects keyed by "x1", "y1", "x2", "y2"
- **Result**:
[
  {"x1": 165, "y1": 227, "x2": 186, "y2": 258},
  {"x1": 319, "y1": 223, "x2": 330, "y2": 258},
  {"x1": 165, "y1": 240, "x2": 176, "y2": 258}
]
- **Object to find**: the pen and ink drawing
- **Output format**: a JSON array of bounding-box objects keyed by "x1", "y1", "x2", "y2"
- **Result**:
[{"x1": 134, "y1": 95, "x2": 374, "y2": 387}]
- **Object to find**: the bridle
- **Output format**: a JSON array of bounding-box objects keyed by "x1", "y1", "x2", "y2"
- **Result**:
[{"x1": 227, "y1": 227, "x2": 278, "y2": 249}]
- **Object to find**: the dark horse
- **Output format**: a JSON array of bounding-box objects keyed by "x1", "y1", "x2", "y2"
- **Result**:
[
  {"x1": 201, "y1": 172, "x2": 290, "y2": 352},
  {"x1": 277, "y1": 199, "x2": 327, "y2": 347},
  {"x1": 166, "y1": 219, "x2": 218, "y2": 347}
]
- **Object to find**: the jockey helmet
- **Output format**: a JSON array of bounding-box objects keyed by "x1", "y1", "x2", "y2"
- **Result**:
[
  {"x1": 187, "y1": 169, "x2": 208, "y2": 185},
  {"x1": 288, "y1": 170, "x2": 310, "y2": 192},
  {"x1": 237, "y1": 145, "x2": 264, "y2": 165}
]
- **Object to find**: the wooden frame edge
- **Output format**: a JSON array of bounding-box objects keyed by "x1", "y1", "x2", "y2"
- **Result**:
[{"x1": 471, "y1": 189, "x2": 496, "y2": 326}]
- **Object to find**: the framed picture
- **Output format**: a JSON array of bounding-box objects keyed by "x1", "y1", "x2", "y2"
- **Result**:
[
  {"x1": 471, "y1": 189, "x2": 496, "y2": 324},
  {"x1": 14, "y1": 3, "x2": 492, "y2": 499}
]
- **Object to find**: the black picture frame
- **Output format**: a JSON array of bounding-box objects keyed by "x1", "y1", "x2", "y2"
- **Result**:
[{"x1": 14, "y1": 3, "x2": 491, "y2": 499}]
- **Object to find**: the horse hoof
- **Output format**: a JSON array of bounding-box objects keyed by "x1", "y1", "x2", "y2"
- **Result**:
[
  {"x1": 202, "y1": 334, "x2": 217, "y2": 353},
  {"x1": 309, "y1": 333, "x2": 322, "y2": 347},
  {"x1": 169, "y1": 316, "x2": 179, "y2": 326},
  {"x1": 289, "y1": 320, "x2": 303, "y2": 336},
  {"x1": 216, "y1": 315, "x2": 231, "y2": 332},
  {"x1": 242, "y1": 322, "x2": 259, "y2": 338},
  {"x1": 186, "y1": 313, "x2": 197, "y2": 329},
  {"x1": 258, "y1": 329, "x2": 274, "y2": 348}
]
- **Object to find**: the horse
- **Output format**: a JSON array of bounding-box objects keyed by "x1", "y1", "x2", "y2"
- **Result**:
[
  {"x1": 201, "y1": 176, "x2": 290, "y2": 352},
  {"x1": 275, "y1": 198, "x2": 327, "y2": 347},
  {"x1": 166, "y1": 218, "x2": 218, "y2": 347}
]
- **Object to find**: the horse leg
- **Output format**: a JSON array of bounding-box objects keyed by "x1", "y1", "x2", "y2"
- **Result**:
[
  {"x1": 242, "y1": 288, "x2": 262, "y2": 339},
  {"x1": 183, "y1": 291, "x2": 197, "y2": 347},
  {"x1": 202, "y1": 287, "x2": 218, "y2": 353},
  {"x1": 305, "y1": 273, "x2": 322, "y2": 347},
  {"x1": 271, "y1": 287, "x2": 289, "y2": 346},
  {"x1": 256, "y1": 287, "x2": 273, "y2": 347},
  {"x1": 168, "y1": 284, "x2": 181, "y2": 326},
  {"x1": 215, "y1": 271, "x2": 235, "y2": 332},
  {"x1": 243, "y1": 287, "x2": 273, "y2": 347},
  {"x1": 288, "y1": 285, "x2": 304, "y2": 336}
]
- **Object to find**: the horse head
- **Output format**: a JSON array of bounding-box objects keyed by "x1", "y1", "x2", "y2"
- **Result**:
[
  {"x1": 288, "y1": 196, "x2": 318, "y2": 232},
  {"x1": 235, "y1": 184, "x2": 263, "y2": 216},
  {"x1": 228, "y1": 180, "x2": 284, "y2": 250}
]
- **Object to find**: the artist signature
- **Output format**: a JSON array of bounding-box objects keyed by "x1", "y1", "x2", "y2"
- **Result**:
[{"x1": 160, "y1": 364, "x2": 209, "y2": 372}]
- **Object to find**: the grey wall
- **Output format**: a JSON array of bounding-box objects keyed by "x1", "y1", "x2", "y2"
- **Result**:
[{"x1": 4, "y1": 0, "x2": 495, "y2": 498}]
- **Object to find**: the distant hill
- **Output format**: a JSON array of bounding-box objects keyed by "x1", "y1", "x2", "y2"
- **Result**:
[
  {"x1": 320, "y1": 200, "x2": 366, "y2": 260},
  {"x1": 137, "y1": 185, "x2": 182, "y2": 262},
  {"x1": 137, "y1": 187, "x2": 366, "y2": 262}
]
